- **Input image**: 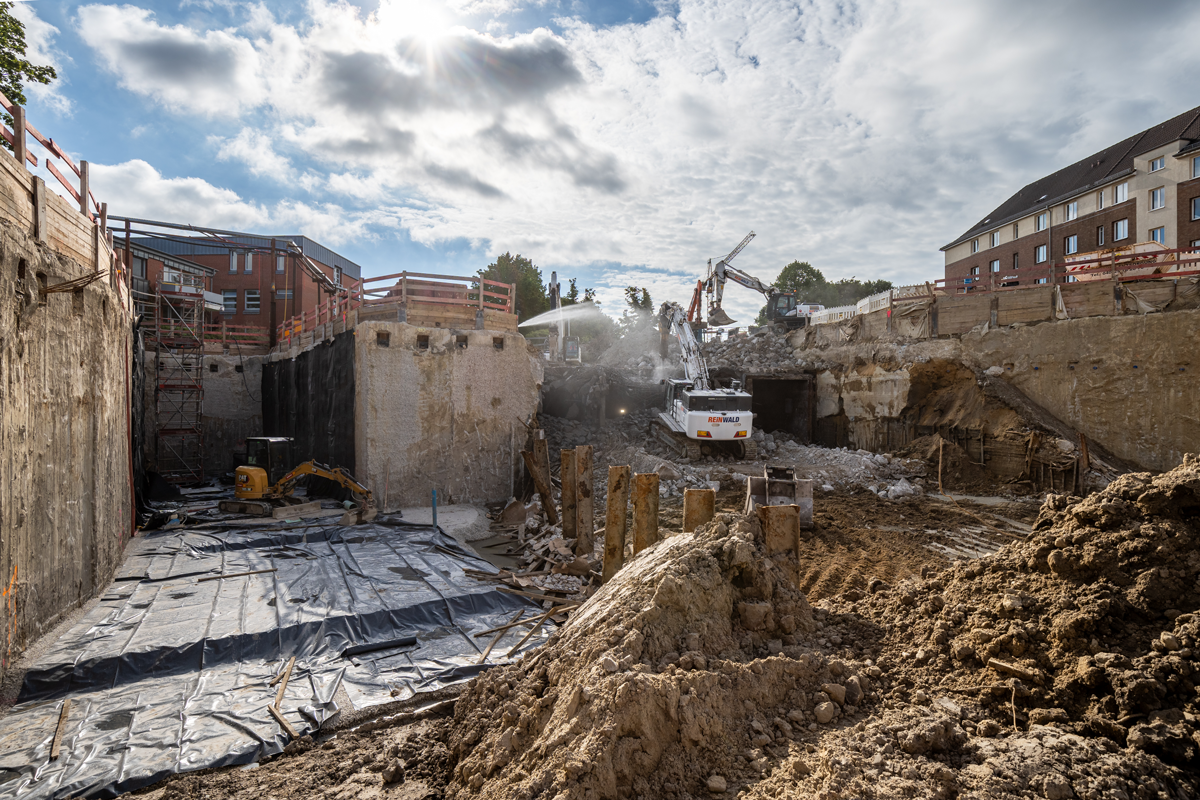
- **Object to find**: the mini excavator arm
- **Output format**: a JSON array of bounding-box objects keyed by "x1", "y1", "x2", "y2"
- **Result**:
[{"x1": 273, "y1": 461, "x2": 374, "y2": 506}]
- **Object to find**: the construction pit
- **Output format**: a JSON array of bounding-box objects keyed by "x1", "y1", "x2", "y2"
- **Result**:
[{"x1": 2, "y1": 314, "x2": 1199, "y2": 800}]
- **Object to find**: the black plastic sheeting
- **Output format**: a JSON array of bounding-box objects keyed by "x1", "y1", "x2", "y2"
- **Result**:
[
  {"x1": 0, "y1": 519, "x2": 543, "y2": 799},
  {"x1": 262, "y1": 331, "x2": 356, "y2": 470}
]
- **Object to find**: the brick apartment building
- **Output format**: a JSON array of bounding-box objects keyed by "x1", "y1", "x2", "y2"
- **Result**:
[
  {"x1": 116, "y1": 227, "x2": 362, "y2": 340},
  {"x1": 942, "y1": 104, "x2": 1200, "y2": 290}
]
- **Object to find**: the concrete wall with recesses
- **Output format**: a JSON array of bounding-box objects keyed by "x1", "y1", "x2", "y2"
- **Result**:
[{"x1": 355, "y1": 322, "x2": 543, "y2": 509}]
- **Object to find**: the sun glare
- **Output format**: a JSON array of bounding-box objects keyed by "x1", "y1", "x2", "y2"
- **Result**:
[{"x1": 377, "y1": 0, "x2": 452, "y2": 42}]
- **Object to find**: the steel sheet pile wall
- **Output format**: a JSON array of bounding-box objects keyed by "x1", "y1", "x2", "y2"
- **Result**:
[
  {"x1": 0, "y1": 218, "x2": 132, "y2": 681},
  {"x1": 262, "y1": 332, "x2": 356, "y2": 470}
]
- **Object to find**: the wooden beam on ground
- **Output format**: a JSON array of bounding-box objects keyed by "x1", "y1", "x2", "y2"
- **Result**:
[
  {"x1": 477, "y1": 609, "x2": 525, "y2": 664},
  {"x1": 198, "y1": 568, "x2": 278, "y2": 583},
  {"x1": 49, "y1": 699, "x2": 70, "y2": 761},
  {"x1": 268, "y1": 704, "x2": 298, "y2": 739}
]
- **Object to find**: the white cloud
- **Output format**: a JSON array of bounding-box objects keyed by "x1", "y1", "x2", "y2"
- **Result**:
[
  {"x1": 10, "y1": 3, "x2": 73, "y2": 115},
  {"x1": 89, "y1": 159, "x2": 271, "y2": 229},
  {"x1": 210, "y1": 128, "x2": 293, "y2": 179},
  {"x1": 76, "y1": 4, "x2": 265, "y2": 116},
  {"x1": 72, "y1": 0, "x2": 1200, "y2": 326}
]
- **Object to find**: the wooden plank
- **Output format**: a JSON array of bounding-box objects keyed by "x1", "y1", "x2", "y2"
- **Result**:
[
  {"x1": 49, "y1": 699, "x2": 70, "y2": 761},
  {"x1": 273, "y1": 656, "x2": 296, "y2": 705},
  {"x1": 267, "y1": 704, "x2": 298, "y2": 739},
  {"x1": 521, "y1": 450, "x2": 559, "y2": 525},
  {"x1": 272, "y1": 501, "x2": 321, "y2": 519},
  {"x1": 477, "y1": 608, "x2": 525, "y2": 664}
]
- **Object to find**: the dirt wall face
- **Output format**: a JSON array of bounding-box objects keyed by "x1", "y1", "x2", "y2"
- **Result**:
[
  {"x1": 354, "y1": 322, "x2": 542, "y2": 509},
  {"x1": 960, "y1": 309, "x2": 1200, "y2": 472},
  {"x1": 0, "y1": 220, "x2": 132, "y2": 679},
  {"x1": 791, "y1": 310, "x2": 1200, "y2": 474}
]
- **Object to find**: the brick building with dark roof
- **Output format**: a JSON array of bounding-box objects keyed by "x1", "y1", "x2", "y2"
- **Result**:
[{"x1": 942, "y1": 104, "x2": 1200, "y2": 291}]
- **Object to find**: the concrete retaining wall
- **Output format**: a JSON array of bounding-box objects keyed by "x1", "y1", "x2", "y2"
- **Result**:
[
  {"x1": 355, "y1": 322, "x2": 542, "y2": 509},
  {"x1": 0, "y1": 219, "x2": 132, "y2": 678}
]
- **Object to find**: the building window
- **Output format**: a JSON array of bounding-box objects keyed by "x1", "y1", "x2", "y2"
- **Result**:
[
  {"x1": 1115, "y1": 182, "x2": 1128, "y2": 203},
  {"x1": 1012, "y1": 222, "x2": 1019, "y2": 238},
  {"x1": 990, "y1": 231, "x2": 1000, "y2": 247},
  {"x1": 1193, "y1": 239, "x2": 1200, "y2": 249},
  {"x1": 990, "y1": 259, "x2": 1000, "y2": 273},
  {"x1": 1150, "y1": 156, "x2": 1164, "y2": 172},
  {"x1": 1035, "y1": 277, "x2": 1048, "y2": 285},
  {"x1": 1194, "y1": 156, "x2": 1200, "y2": 179},
  {"x1": 1097, "y1": 225, "x2": 1105, "y2": 247},
  {"x1": 970, "y1": 239, "x2": 979, "y2": 254},
  {"x1": 1065, "y1": 201, "x2": 1078, "y2": 221},
  {"x1": 1035, "y1": 244, "x2": 1048, "y2": 263},
  {"x1": 1097, "y1": 190, "x2": 1105, "y2": 210},
  {"x1": 969, "y1": 266, "x2": 979, "y2": 275},
  {"x1": 1012, "y1": 253, "x2": 1019, "y2": 270},
  {"x1": 1064, "y1": 234, "x2": 1078, "y2": 255},
  {"x1": 1036, "y1": 213, "x2": 1047, "y2": 231},
  {"x1": 277, "y1": 255, "x2": 285, "y2": 273},
  {"x1": 229, "y1": 253, "x2": 237, "y2": 273},
  {"x1": 1114, "y1": 218, "x2": 1129, "y2": 240},
  {"x1": 1150, "y1": 226, "x2": 1165, "y2": 244},
  {"x1": 335, "y1": 266, "x2": 343, "y2": 286},
  {"x1": 1150, "y1": 187, "x2": 1165, "y2": 210},
  {"x1": 222, "y1": 290, "x2": 237, "y2": 314},
  {"x1": 1193, "y1": 197, "x2": 1200, "y2": 221},
  {"x1": 245, "y1": 289, "x2": 260, "y2": 314},
  {"x1": 244, "y1": 253, "x2": 253, "y2": 274},
  {"x1": 132, "y1": 256, "x2": 147, "y2": 279},
  {"x1": 275, "y1": 288, "x2": 293, "y2": 300}
]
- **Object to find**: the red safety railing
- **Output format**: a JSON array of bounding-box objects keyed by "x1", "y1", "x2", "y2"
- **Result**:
[
  {"x1": 937, "y1": 244, "x2": 1200, "y2": 295},
  {"x1": 275, "y1": 272, "x2": 516, "y2": 345}
]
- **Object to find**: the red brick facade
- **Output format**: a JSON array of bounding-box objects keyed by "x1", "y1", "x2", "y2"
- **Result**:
[
  {"x1": 945, "y1": 200, "x2": 1137, "y2": 290},
  {"x1": 1178, "y1": 176, "x2": 1200, "y2": 248}
]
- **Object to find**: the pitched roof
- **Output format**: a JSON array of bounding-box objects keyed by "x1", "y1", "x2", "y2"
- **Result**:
[{"x1": 942, "y1": 104, "x2": 1200, "y2": 251}]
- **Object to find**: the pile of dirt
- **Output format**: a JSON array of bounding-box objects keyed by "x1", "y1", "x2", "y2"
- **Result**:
[
  {"x1": 444, "y1": 456, "x2": 1200, "y2": 800},
  {"x1": 901, "y1": 433, "x2": 994, "y2": 493}
]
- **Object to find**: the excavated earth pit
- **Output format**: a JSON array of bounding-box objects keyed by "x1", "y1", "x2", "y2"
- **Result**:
[{"x1": 132, "y1": 455, "x2": 1200, "y2": 800}]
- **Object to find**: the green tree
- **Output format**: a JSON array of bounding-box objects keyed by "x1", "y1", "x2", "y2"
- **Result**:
[
  {"x1": 753, "y1": 261, "x2": 892, "y2": 324},
  {"x1": 563, "y1": 278, "x2": 580, "y2": 305},
  {"x1": 623, "y1": 286, "x2": 652, "y2": 312},
  {"x1": 0, "y1": 3, "x2": 56, "y2": 152},
  {"x1": 481, "y1": 252, "x2": 548, "y2": 322}
]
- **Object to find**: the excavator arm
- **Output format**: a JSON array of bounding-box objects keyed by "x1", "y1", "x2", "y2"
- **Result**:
[
  {"x1": 704, "y1": 231, "x2": 769, "y2": 326},
  {"x1": 659, "y1": 302, "x2": 710, "y2": 391},
  {"x1": 274, "y1": 461, "x2": 374, "y2": 505}
]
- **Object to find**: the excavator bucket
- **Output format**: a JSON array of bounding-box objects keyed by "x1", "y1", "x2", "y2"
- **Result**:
[{"x1": 707, "y1": 307, "x2": 736, "y2": 327}]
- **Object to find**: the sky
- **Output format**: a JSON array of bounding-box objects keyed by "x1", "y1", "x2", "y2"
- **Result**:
[{"x1": 12, "y1": 0, "x2": 1200, "y2": 325}]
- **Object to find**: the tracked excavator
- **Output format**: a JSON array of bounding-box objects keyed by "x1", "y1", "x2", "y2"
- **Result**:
[
  {"x1": 650, "y1": 302, "x2": 758, "y2": 460},
  {"x1": 218, "y1": 436, "x2": 378, "y2": 524},
  {"x1": 688, "y1": 232, "x2": 823, "y2": 329}
]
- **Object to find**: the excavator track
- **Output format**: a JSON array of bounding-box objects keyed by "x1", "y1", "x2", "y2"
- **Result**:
[{"x1": 650, "y1": 419, "x2": 702, "y2": 460}]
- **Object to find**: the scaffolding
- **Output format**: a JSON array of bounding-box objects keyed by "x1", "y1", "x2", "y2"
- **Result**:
[{"x1": 154, "y1": 286, "x2": 205, "y2": 483}]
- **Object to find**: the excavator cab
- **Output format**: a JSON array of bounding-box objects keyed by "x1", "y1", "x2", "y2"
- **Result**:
[{"x1": 236, "y1": 437, "x2": 294, "y2": 499}]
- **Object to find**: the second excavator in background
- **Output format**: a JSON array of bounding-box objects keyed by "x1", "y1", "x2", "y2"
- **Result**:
[{"x1": 687, "y1": 232, "x2": 823, "y2": 330}]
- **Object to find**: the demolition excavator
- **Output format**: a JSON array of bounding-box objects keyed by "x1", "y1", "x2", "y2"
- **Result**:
[
  {"x1": 651, "y1": 302, "x2": 758, "y2": 460},
  {"x1": 688, "y1": 232, "x2": 823, "y2": 329}
]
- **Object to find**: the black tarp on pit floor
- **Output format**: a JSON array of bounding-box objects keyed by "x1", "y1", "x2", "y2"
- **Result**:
[{"x1": 0, "y1": 518, "x2": 543, "y2": 799}]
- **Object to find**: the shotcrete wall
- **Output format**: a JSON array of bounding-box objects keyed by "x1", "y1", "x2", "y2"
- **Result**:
[
  {"x1": 355, "y1": 322, "x2": 542, "y2": 509},
  {"x1": 790, "y1": 309, "x2": 1200, "y2": 472},
  {"x1": 0, "y1": 220, "x2": 132, "y2": 678}
]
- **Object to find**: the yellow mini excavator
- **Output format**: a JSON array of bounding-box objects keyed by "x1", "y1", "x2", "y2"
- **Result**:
[{"x1": 219, "y1": 437, "x2": 378, "y2": 524}]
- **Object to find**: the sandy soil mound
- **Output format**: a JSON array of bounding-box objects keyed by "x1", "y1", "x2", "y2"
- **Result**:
[{"x1": 445, "y1": 456, "x2": 1200, "y2": 800}]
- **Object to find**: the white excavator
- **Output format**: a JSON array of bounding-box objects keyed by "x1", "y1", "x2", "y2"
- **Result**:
[{"x1": 651, "y1": 301, "x2": 758, "y2": 460}]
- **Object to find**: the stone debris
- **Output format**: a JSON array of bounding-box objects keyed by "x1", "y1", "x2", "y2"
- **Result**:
[{"x1": 439, "y1": 454, "x2": 1200, "y2": 800}]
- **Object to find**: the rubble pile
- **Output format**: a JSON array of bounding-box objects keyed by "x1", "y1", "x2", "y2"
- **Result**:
[
  {"x1": 702, "y1": 327, "x2": 797, "y2": 373},
  {"x1": 441, "y1": 456, "x2": 1200, "y2": 800}
]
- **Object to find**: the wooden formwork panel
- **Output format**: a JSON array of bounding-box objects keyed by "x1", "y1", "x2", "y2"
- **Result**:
[
  {"x1": 936, "y1": 295, "x2": 991, "y2": 335},
  {"x1": 1123, "y1": 281, "x2": 1177, "y2": 312},
  {"x1": 483, "y1": 309, "x2": 519, "y2": 333},
  {"x1": 1060, "y1": 282, "x2": 1116, "y2": 318},
  {"x1": 997, "y1": 287, "x2": 1052, "y2": 326}
]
